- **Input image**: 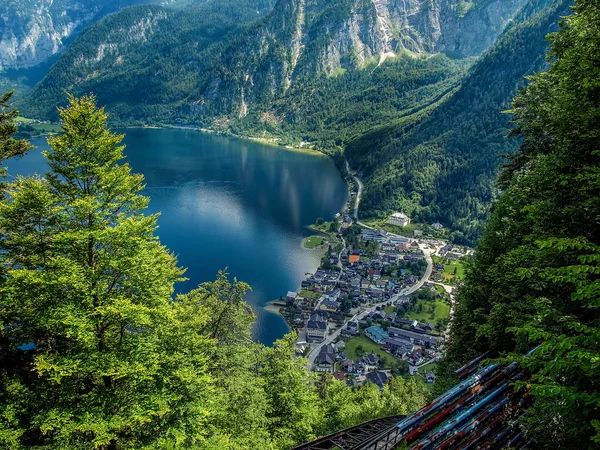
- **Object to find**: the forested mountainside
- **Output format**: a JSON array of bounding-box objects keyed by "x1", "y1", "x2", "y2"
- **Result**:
[
  {"x1": 345, "y1": 0, "x2": 569, "y2": 244},
  {"x1": 20, "y1": 0, "x2": 277, "y2": 121},
  {"x1": 0, "y1": 0, "x2": 207, "y2": 74},
  {"x1": 230, "y1": 53, "x2": 473, "y2": 148},
  {"x1": 20, "y1": 0, "x2": 568, "y2": 244},
  {"x1": 437, "y1": 0, "x2": 600, "y2": 447},
  {"x1": 24, "y1": 0, "x2": 526, "y2": 123}
]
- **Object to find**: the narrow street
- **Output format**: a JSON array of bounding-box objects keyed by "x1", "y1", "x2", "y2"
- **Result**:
[{"x1": 306, "y1": 246, "x2": 433, "y2": 366}]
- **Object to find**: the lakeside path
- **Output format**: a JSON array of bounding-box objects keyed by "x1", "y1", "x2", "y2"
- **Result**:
[{"x1": 305, "y1": 160, "x2": 434, "y2": 366}]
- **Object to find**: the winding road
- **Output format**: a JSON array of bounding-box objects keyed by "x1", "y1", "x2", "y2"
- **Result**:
[{"x1": 346, "y1": 160, "x2": 373, "y2": 229}]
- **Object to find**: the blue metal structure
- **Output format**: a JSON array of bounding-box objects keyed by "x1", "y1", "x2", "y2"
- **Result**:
[{"x1": 293, "y1": 351, "x2": 535, "y2": 450}]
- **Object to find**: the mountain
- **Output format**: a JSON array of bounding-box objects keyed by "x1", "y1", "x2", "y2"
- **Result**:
[
  {"x1": 345, "y1": 0, "x2": 571, "y2": 244},
  {"x1": 0, "y1": 0, "x2": 207, "y2": 74},
  {"x1": 24, "y1": 0, "x2": 527, "y2": 123},
  {"x1": 20, "y1": 0, "x2": 277, "y2": 121},
  {"x1": 20, "y1": 0, "x2": 569, "y2": 245}
]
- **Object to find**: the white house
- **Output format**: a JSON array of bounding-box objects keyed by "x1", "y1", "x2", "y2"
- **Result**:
[{"x1": 388, "y1": 212, "x2": 410, "y2": 227}]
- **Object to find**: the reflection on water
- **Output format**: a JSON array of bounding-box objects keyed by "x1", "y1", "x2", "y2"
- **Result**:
[{"x1": 8, "y1": 128, "x2": 348, "y2": 345}]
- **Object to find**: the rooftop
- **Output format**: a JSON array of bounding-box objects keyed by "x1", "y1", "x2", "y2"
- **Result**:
[{"x1": 365, "y1": 325, "x2": 389, "y2": 342}]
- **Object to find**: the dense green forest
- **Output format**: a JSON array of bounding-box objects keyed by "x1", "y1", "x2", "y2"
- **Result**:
[
  {"x1": 231, "y1": 54, "x2": 472, "y2": 149},
  {"x1": 0, "y1": 94, "x2": 426, "y2": 449},
  {"x1": 346, "y1": 0, "x2": 569, "y2": 245},
  {"x1": 20, "y1": 0, "x2": 277, "y2": 122},
  {"x1": 438, "y1": 0, "x2": 600, "y2": 447}
]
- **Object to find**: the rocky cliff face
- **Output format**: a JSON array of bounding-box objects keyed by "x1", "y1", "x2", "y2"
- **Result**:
[
  {"x1": 435, "y1": 0, "x2": 531, "y2": 56},
  {"x1": 25, "y1": 0, "x2": 530, "y2": 122},
  {"x1": 0, "y1": 0, "x2": 205, "y2": 72},
  {"x1": 0, "y1": 0, "x2": 94, "y2": 71},
  {"x1": 356, "y1": 0, "x2": 530, "y2": 58},
  {"x1": 194, "y1": 0, "x2": 529, "y2": 117}
]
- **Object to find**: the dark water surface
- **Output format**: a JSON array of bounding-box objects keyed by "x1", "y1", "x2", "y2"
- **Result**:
[{"x1": 8, "y1": 128, "x2": 348, "y2": 345}]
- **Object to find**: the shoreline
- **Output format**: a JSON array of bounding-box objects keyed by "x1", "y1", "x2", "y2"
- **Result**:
[
  {"x1": 148, "y1": 124, "x2": 328, "y2": 157},
  {"x1": 22, "y1": 120, "x2": 327, "y2": 157},
  {"x1": 264, "y1": 302, "x2": 284, "y2": 314}
]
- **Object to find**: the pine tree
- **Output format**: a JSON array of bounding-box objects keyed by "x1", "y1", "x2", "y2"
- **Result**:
[
  {"x1": 0, "y1": 90, "x2": 32, "y2": 176},
  {"x1": 0, "y1": 95, "x2": 215, "y2": 448}
]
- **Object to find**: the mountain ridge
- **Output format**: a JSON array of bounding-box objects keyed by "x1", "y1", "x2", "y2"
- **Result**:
[
  {"x1": 345, "y1": 0, "x2": 570, "y2": 243},
  {"x1": 23, "y1": 0, "x2": 528, "y2": 123},
  {"x1": 0, "y1": 0, "x2": 210, "y2": 73}
]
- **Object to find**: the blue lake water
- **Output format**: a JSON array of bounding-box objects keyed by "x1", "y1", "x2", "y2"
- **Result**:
[{"x1": 8, "y1": 128, "x2": 348, "y2": 345}]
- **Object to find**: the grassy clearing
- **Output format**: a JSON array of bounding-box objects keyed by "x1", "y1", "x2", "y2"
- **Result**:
[
  {"x1": 16, "y1": 118, "x2": 62, "y2": 138},
  {"x1": 433, "y1": 255, "x2": 467, "y2": 284},
  {"x1": 418, "y1": 361, "x2": 438, "y2": 374},
  {"x1": 344, "y1": 335, "x2": 400, "y2": 367},
  {"x1": 444, "y1": 259, "x2": 466, "y2": 280},
  {"x1": 30, "y1": 123, "x2": 62, "y2": 133},
  {"x1": 299, "y1": 289, "x2": 321, "y2": 300},
  {"x1": 331, "y1": 67, "x2": 347, "y2": 77},
  {"x1": 304, "y1": 235, "x2": 327, "y2": 248},
  {"x1": 405, "y1": 298, "x2": 450, "y2": 323},
  {"x1": 433, "y1": 285, "x2": 446, "y2": 294},
  {"x1": 309, "y1": 221, "x2": 336, "y2": 234}
]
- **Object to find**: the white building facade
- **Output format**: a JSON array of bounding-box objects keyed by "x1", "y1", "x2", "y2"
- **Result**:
[{"x1": 388, "y1": 212, "x2": 410, "y2": 227}]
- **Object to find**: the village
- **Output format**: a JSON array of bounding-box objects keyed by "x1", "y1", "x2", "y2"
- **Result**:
[{"x1": 273, "y1": 170, "x2": 471, "y2": 390}]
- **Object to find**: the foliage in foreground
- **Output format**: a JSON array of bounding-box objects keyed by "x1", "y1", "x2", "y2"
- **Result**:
[
  {"x1": 0, "y1": 94, "x2": 426, "y2": 449},
  {"x1": 443, "y1": 1, "x2": 600, "y2": 447}
]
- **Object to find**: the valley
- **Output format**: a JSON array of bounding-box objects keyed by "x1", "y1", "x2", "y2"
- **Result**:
[{"x1": 2, "y1": 0, "x2": 600, "y2": 447}]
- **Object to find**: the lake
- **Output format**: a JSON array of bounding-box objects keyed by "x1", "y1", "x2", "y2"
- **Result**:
[{"x1": 7, "y1": 128, "x2": 348, "y2": 345}]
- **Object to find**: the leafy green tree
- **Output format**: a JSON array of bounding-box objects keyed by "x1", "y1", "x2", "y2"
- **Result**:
[
  {"x1": 317, "y1": 376, "x2": 425, "y2": 433},
  {"x1": 445, "y1": 2, "x2": 600, "y2": 447},
  {"x1": 259, "y1": 333, "x2": 323, "y2": 449},
  {"x1": 178, "y1": 274, "x2": 272, "y2": 450},
  {"x1": 391, "y1": 359, "x2": 410, "y2": 377},
  {"x1": 0, "y1": 95, "x2": 214, "y2": 448}
]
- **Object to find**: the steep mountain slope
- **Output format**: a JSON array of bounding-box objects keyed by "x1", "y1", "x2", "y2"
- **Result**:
[
  {"x1": 0, "y1": 0, "x2": 204, "y2": 73},
  {"x1": 21, "y1": 0, "x2": 276, "y2": 121},
  {"x1": 24, "y1": 0, "x2": 528, "y2": 123},
  {"x1": 231, "y1": 53, "x2": 473, "y2": 148},
  {"x1": 345, "y1": 0, "x2": 571, "y2": 244}
]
